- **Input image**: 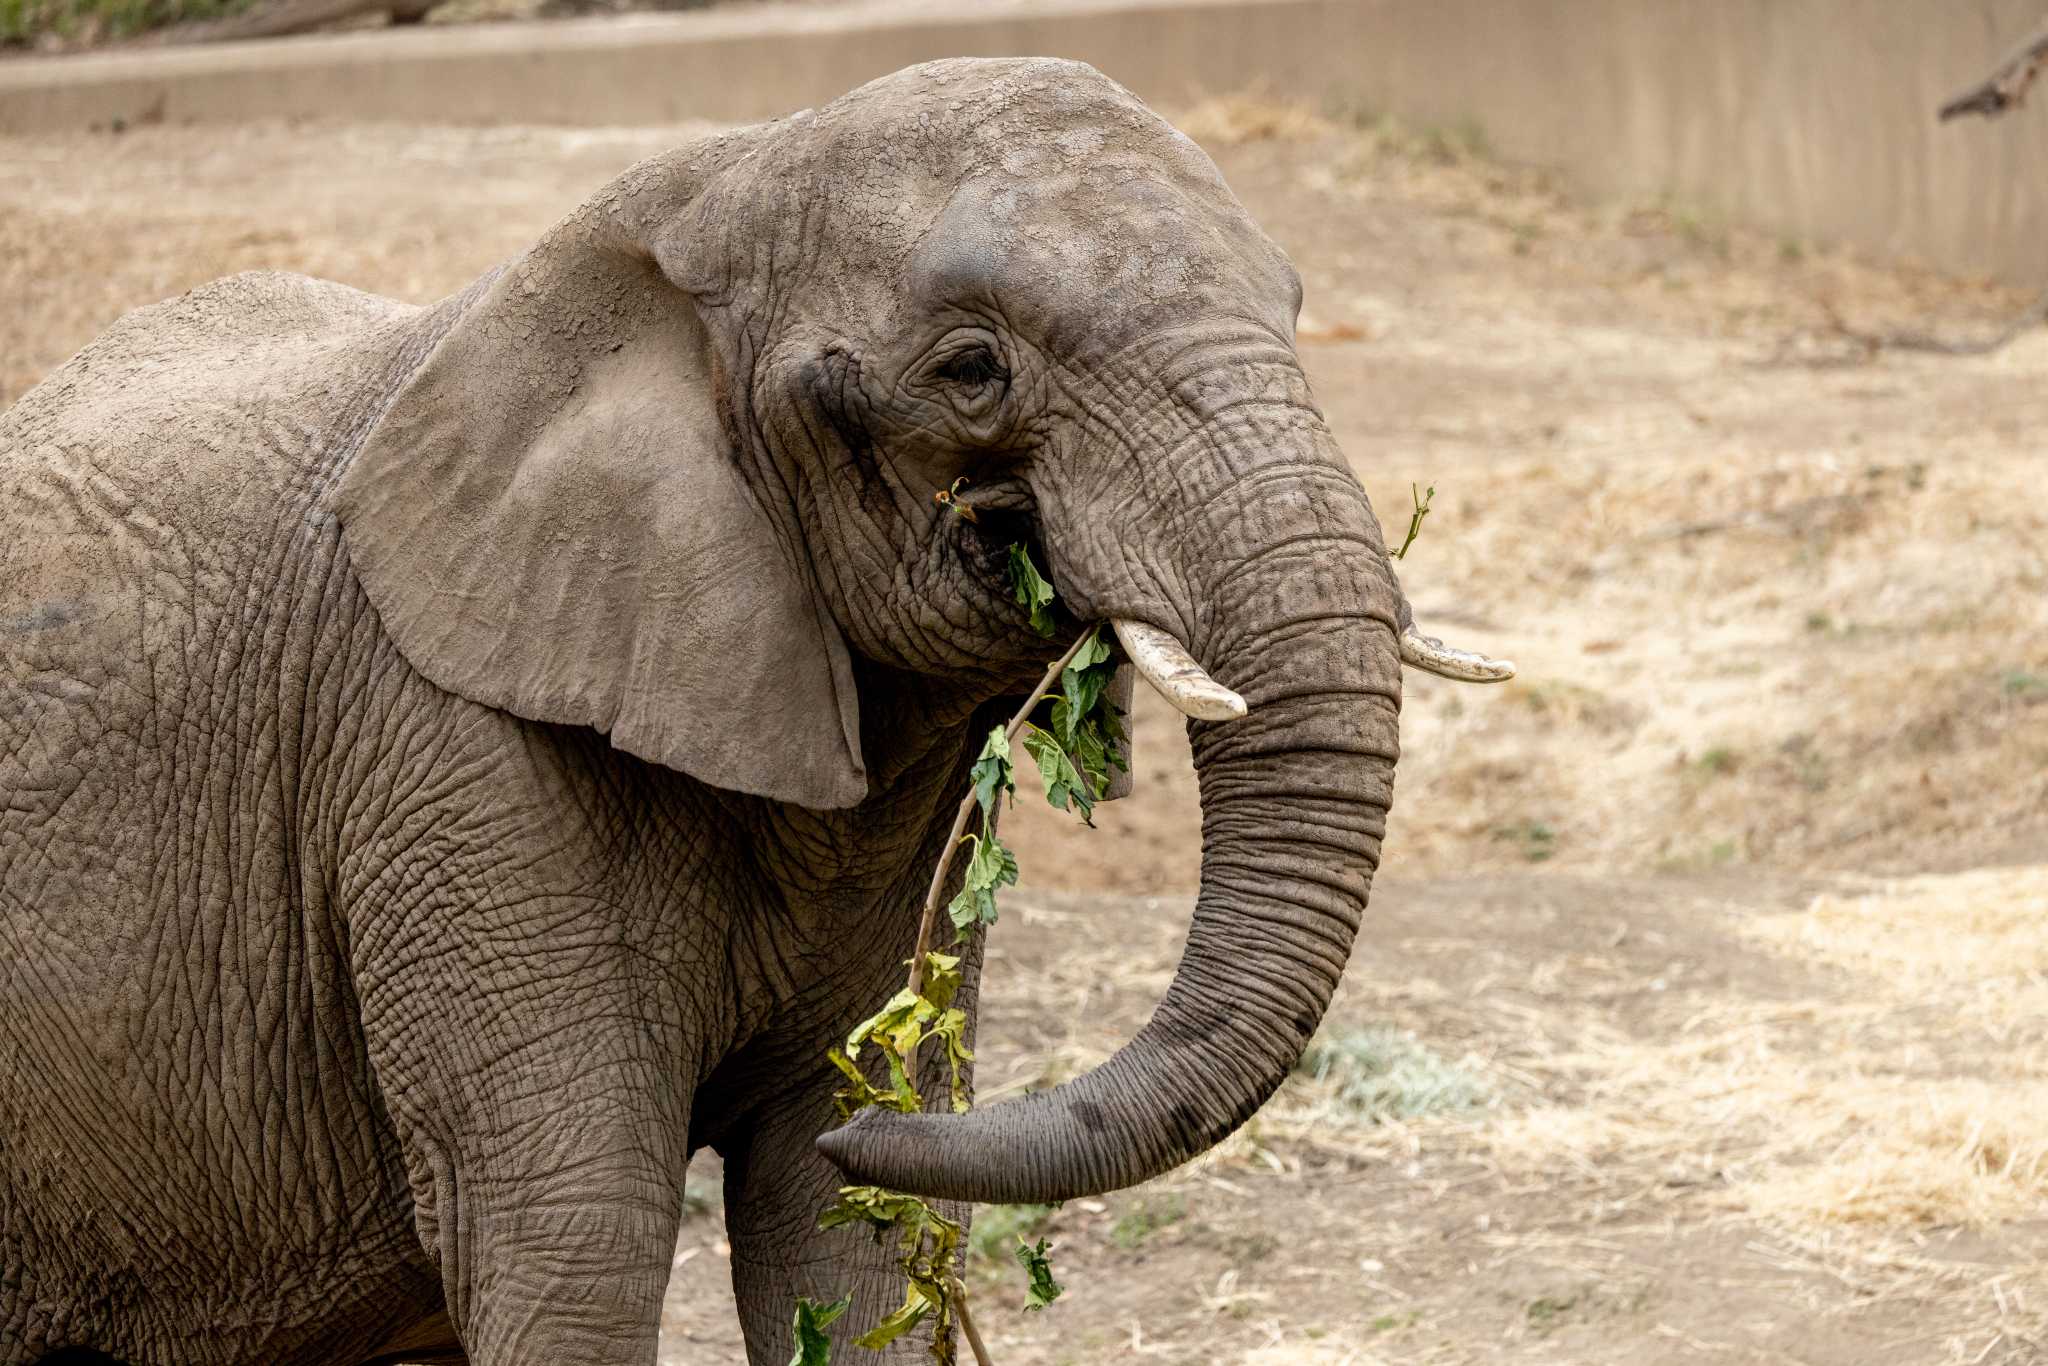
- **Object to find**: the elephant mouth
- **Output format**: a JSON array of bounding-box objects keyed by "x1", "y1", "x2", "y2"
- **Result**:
[{"x1": 949, "y1": 476, "x2": 1053, "y2": 607}]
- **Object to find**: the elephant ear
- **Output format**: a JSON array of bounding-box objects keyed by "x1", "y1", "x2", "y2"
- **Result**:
[{"x1": 330, "y1": 156, "x2": 867, "y2": 809}]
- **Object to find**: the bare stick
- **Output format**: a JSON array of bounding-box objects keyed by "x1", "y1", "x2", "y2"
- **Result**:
[
  {"x1": 1940, "y1": 16, "x2": 2048, "y2": 121},
  {"x1": 905, "y1": 627, "x2": 1098, "y2": 998},
  {"x1": 949, "y1": 1278, "x2": 996, "y2": 1366}
]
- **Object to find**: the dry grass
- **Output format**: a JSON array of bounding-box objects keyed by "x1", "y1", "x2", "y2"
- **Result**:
[
  {"x1": 1477, "y1": 874, "x2": 2048, "y2": 1233},
  {"x1": 1732, "y1": 870, "x2": 2048, "y2": 1233},
  {"x1": 1748, "y1": 1081, "x2": 2048, "y2": 1229},
  {"x1": 1750, "y1": 867, "x2": 2048, "y2": 996},
  {"x1": 1168, "y1": 91, "x2": 1337, "y2": 147}
]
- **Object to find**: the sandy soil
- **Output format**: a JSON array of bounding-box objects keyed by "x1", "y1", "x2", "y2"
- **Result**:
[{"x1": 3, "y1": 101, "x2": 2044, "y2": 1364}]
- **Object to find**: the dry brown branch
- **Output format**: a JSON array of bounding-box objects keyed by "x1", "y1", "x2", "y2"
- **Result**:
[
  {"x1": 1941, "y1": 17, "x2": 2048, "y2": 121},
  {"x1": 948, "y1": 1278, "x2": 996, "y2": 1366}
]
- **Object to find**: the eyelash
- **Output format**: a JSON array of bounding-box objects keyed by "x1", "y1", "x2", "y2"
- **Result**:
[{"x1": 935, "y1": 347, "x2": 1008, "y2": 388}]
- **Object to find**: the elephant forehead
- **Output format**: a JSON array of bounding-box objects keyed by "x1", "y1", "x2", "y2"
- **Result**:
[
  {"x1": 906, "y1": 166, "x2": 1299, "y2": 345},
  {"x1": 822, "y1": 56, "x2": 1159, "y2": 146}
]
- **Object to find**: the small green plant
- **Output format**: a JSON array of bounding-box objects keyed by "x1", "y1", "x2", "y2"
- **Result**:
[
  {"x1": 1695, "y1": 746, "x2": 1740, "y2": 777},
  {"x1": 1525, "y1": 1291, "x2": 1581, "y2": 1333},
  {"x1": 1665, "y1": 201, "x2": 1729, "y2": 257},
  {"x1": 1222, "y1": 1231, "x2": 1279, "y2": 1264},
  {"x1": 1296, "y1": 1027, "x2": 1491, "y2": 1123},
  {"x1": 967, "y1": 1205, "x2": 1058, "y2": 1265},
  {"x1": 1420, "y1": 118, "x2": 1490, "y2": 164},
  {"x1": 2003, "y1": 670, "x2": 2048, "y2": 699},
  {"x1": 680, "y1": 1175, "x2": 722, "y2": 1219},
  {"x1": 1491, "y1": 819, "x2": 1557, "y2": 863},
  {"x1": 1109, "y1": 1194, "x2": 1186, "y2": 1249},
  {"x1": 1656, "y1": 837, "x2": 1742, "y2": 872}
]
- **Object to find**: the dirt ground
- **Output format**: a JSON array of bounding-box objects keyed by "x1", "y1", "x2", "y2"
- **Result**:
[{"x1": 3, "y1": 96, "x2": 2044, "y2": 1365}]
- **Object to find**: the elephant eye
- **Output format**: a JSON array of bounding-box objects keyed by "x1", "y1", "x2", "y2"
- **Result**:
[{"x1": 934, "y1": 345, "x2": 1007, "y2": 389}]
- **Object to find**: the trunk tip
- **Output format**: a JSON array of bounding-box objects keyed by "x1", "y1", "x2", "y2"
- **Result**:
[{"x1": 813, "y1": 1110, "x2": 867, "y2": 1177}]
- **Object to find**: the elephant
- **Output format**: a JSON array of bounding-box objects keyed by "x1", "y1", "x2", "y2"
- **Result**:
[{"x1": 0, "y1": 57, "x2": 1510, "y2": 1366}]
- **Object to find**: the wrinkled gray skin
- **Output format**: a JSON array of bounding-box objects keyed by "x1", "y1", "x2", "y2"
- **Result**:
[{"x1": 0, "y1": 59, "x2": 1405, "y2": 1366}]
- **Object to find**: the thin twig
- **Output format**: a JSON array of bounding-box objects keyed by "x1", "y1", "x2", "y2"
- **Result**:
[
  {"x1": 949, "y1": 1278, "x2": 996, "y2": 1366},
  {"x1": 1940, "y1": 16, "x2": 2048, "y2": 122},
  {"x1": 1394, "y1": 482, "x2": 1434, "y2": 560},
  {"x1": 904, "y1": 627, "x2": 1099, "y2": 998}
]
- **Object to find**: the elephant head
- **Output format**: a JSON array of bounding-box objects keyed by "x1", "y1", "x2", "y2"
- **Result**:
[{"x1": 331, "y1": 58, "x2": 1508, "y2": 1205}]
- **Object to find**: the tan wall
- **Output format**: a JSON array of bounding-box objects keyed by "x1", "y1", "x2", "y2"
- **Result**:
[
  {"x1": 1334, "y1": 0, "x2": 2048, "y2": 290},
  {"x1": 4, "y1": 0, "x2": 2045, "y2": 287}
]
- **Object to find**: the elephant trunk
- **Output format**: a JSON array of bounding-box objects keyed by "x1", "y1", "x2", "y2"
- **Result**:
[{"x1": 818, "y1": 440, "x2": 1402, "y2": 1204}]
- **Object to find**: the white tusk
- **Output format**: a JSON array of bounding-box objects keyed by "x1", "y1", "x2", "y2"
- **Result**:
[
  {"x1": 1400, "y1": 624, "x2": 1516, "y2": 683},
  {"x1": 1110, "y1": 619, "x2": 1248, "y2": 721}
]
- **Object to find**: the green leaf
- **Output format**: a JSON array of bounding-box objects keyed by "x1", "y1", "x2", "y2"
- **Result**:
[
  {"x1": 819, "y1": 1187, "x2": 963, "y2": 1354},
  {"x1": 842, "y1": 988, "x2": 923, "y2": 1061},
  {"x1": 1054, "y1": 626, "x2": 1114, "y2": 746},
  {"x1": 820, "y1": 1185, "x2": 959, "y2": 1238},
  {"x1": 880, "y1": 1042, "x2": 922, "y2": 1113},
  {"x1": 946, "y1": 831, "x2": 1019, "y2": 939},
  {"x1": 852, "y1": 1287, "x2": 932, "y2": 1351},
  {"x1": 1042, "y1": 625, "x2": 1126, "y2": 802},
  {"x1": 1013, "y1": 1237, "x2": 1063, "y2": 1311},
  {"x1": 1006, "y1": 543, "x2": 1058, "y2": 637},
  {"x1": 945, "y1": 884, "x2": 983, "y2": 940},
  {"x1": 1021, "y1": 725, "x2": 1095, "y2": 824},
  {"x1": 825, "y1": 1046, "x2": 892, "y2": 1121},
  {"x1": 968, "y1": 725, "x2": 1015, "y2": 823},
  {"x1": 829, "y1": 955, "x2": 972, "y2": 1120},
  {"x1": 918, "y1": 952, "x2": 963, "y2": 1011},
  {"x1": 789, "y1": 1294, "x2": 851, "y2": 1365},
  {"x1": 930, "y1": 1005, "x2": 975, "y2": 1113}
]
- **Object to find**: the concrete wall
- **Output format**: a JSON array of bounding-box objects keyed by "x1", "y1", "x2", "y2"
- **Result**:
[
  {"x1": 0, "y1": 0, "x2": 1366, "y2": 130},
  {"x1": 1335, "y1": 0, "x2": 2048, "y2": 290},
  {"x1": 4, "y1": 0, "x2": 2045, "y2": 288}
]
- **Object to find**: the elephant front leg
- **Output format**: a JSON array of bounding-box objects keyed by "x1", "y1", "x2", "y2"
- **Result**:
[
  {"x1": 430, "y1": 1181, "x2": 681, "y2": 1365},
  {"x1": 722, "y1": 1073, "x2": 973, "y2": 1365},
  {"x1": 365, "y1": 978, "x2": 693, "y2": 1364}
]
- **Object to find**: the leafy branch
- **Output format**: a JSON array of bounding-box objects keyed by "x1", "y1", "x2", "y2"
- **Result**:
[
  {"x1": 910, "y1": 605, "x2": 1121, "y2": 995},
  {"x1": 798, "y1": 544, "x2": 1117, "y2": 1365}
]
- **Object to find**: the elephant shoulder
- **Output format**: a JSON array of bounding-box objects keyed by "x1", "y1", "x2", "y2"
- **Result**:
[
  {"x1": 3, "y1": 270, "x2": 420, "y2": 509},
  {"x1": 96, "y1": 270, "x2": 408, "y2": 364},
  {"x1": 0, "y1": 271, "x2": 421, "y2": 711},
  {"x1": 4, "y1": 270, "x2": 414, "y2": 446}
]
